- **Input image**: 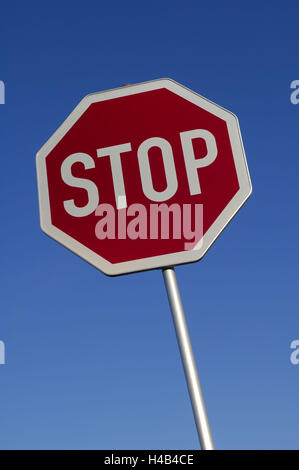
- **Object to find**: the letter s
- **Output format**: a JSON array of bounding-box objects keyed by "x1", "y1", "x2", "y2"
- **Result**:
[{"x1": 61, "y1": 153, "x2": 99, "y2": 217}]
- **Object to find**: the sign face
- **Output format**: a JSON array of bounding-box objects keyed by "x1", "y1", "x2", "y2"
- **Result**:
[{"x1": 36, "y1": 79, "x2": 251, "y2": 275}]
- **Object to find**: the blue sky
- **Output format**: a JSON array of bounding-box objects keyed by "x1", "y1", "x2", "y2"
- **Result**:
[{"x1": 0, "y1": 0, "x2": 298, "y2": 450}]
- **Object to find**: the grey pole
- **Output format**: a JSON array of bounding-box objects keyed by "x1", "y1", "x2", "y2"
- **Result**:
[{"x1": 162, "y1": 267, "x2": 214, "y2": 450}]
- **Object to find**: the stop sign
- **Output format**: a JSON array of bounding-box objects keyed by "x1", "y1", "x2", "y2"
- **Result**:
[{"x1": 36, "y1": 79, "x2": 251, "y2": 275}]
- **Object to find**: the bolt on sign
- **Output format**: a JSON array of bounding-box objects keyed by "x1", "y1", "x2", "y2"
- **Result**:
[{"x1": 36, "y1": 79, "x2": 251, "y2": 275}]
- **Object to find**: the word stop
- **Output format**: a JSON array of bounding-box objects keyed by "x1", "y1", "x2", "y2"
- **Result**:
[{"x1": 60, "y1": 128, "x2": 218, "y2": 217}]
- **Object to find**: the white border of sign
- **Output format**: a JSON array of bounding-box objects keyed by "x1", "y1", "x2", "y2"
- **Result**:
[{"x1": 36, "y1": 78, "x2": 252, "y2": 276}]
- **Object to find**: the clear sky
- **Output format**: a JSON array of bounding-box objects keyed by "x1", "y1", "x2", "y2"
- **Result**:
[{"x1": 0, "y1": 0, "x2": 298, "y2": 450}]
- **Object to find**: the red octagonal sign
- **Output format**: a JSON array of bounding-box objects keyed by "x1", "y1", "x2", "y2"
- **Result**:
[{"x1": 36, "y1": 79, "x2": 251, "y2": 275}]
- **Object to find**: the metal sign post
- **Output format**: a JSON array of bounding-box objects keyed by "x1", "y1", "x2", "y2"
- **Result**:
[{"x1": 163, "y1": 267, "x2": 214, "y2": 450}]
